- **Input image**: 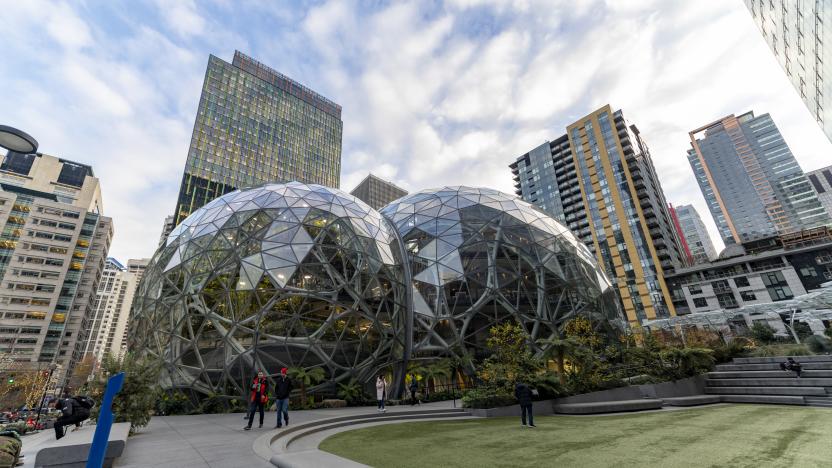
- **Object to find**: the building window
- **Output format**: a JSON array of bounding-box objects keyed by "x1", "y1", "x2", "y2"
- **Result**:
[
  {"x1": 740, "y1": 291, "x2": 757, "y2": 301},
  {"x1": 761, "y1": 271, "x2": 793, "y2": 301},
  {"x1": 687, "y1": 285, "x2": 703, "y2": 295},
  {"x1": 693, "y1": 297, "x2": 708, "y2": 308},
  {"x1": 716, "y1": 293, "x2": 738, "y2": 308},
  {"x1": 733, "y1": 276, "x2": 750, "y2": 288}
]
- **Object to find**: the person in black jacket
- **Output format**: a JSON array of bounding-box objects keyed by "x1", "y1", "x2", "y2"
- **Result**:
[
  {"x1": 408, "y1": 373, "x2": 420, "y2": 406},
  {"x1": 54, "y1": 396, "x2": 90, "y2": 439},
  {"x1": 273, "y1": 367, "x2": 292, "y2": 429},
  {"x1": 514, "y1": 382, "x2": 535, "y2": 428}
]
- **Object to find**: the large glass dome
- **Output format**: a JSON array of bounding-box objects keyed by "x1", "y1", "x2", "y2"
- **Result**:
[
  {"x1": 380, "y1": 186, "x2": 622, "y2": 367},
  {"x1": 129, "y1": 182, "x2": 407, "y2": 398}
]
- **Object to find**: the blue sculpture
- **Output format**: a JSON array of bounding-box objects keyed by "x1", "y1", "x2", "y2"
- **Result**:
[{"x1": 86, "y1": 372, "x2": 124, "y2": 468}]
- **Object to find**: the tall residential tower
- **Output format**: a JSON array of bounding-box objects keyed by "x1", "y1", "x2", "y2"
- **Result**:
[
  {"x1": 171, "y1": 51, "x2": 343, "y2": 228},
  {"x1": 743, "y1": 1, "x2": 832, "y2": 143},
  {"x1": 0, "y1": 152, "x2": 112, "y2": 382},
  {"x1": 687, "y1": 111, "x2": 829, "y2": 245},
  {"x1": 807, "y1": 165, "x2": 832, "y2": 220},
  {"x1": 511, "y1": 105, "x2": 684, "y2": 324}
]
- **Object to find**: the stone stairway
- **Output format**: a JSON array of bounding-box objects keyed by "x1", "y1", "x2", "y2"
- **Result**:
[{"x1": 706, "y1": 355, "x2": 832, "y2": 407}]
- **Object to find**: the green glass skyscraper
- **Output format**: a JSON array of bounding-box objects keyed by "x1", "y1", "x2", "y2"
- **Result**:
[{"x1": 172, "y1": 51, "x2": 343, "y2": 226}]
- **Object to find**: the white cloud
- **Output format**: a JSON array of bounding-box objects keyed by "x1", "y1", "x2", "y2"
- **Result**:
[{"x1": 2, "y1": 0, "x2": 830, "y2": 263}]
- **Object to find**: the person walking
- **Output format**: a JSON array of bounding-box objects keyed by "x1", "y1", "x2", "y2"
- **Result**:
[
  {"x1": 408, "y1": 373, "x2": 420, "y2": 406},
  {"x1": 515, "y1": 381, "x2": 535, "y2": 428},
  {"x1": 244, "y1": 370, "x2": 269, "y2": 430},
  {"x1": 274, "y1": 367, "x2": 292, "y2": 428},
  {"x1": 376, "y1": 374, "x2": 388, "y2": 412},
  {"x1": 54, "y1": 395, "x2": 92, "y2": 439}
]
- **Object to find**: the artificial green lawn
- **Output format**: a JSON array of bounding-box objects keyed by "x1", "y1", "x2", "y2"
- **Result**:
[{"x1": 319, "y1": 405, "x2": 832, "y2": 467}]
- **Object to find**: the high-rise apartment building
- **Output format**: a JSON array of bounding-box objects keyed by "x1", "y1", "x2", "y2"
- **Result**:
[
  {"x1": 743, "y1": 1, "x2": 832, "y2": 143},
  {"x1": 349, "y1": 174, "x2": 408, "y2": 210},
  {"x1": 510, "y1": 105, "x2": 683, "y2": 324},
  {"x1": 687, "y1": 111, "x2": 830, "y2": 245},
  {"x1": 84, "y1": 258, "x2": 137, "y2": 362},
  {"x1": 807, "y1": 165, "x2": 832, "y2": 219},
  {"x1": 671, "y1": 204, "x2": 717, "y2": 265},
  {"x1": 172, "y1": 50, "x2": 343, "y2": 227},
  {"x1": 0, "y1": 151, "x2": 112, "y2": 382}
]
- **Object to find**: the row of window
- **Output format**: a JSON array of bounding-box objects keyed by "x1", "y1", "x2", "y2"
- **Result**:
[
  {"x1": 27, "y1": 230, "x2": 73, "y2": 242},
  {"x1": 5, "y1": 282, "x2": 55, "y2": 292},
  {"x1": 30, "y1": 218, "x2": 76, "y2": 230},
  {"x1": 36, "y1": 206, "x2": 80, "y2": 219},
  {"x1": 17, "y1": 255, "x2": 64, "y2": 267}
]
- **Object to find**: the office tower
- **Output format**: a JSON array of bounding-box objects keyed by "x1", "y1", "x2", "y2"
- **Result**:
[
  {"x1": 671, "y1": 204, "x2": 717, "y2": 265},
  {"x1": 126, "y1": 258, "x2": 150, "y2": 286},
  {"x1": 172, "y1": 50, "x2": 343, "y2": 226},
  {"x1": 349, "y1": 173, "x2": 408, "y2": 210},
  {"x1": 84, "y1": 258, "x2": 137, "y2": 362},
  {"x1": 743, "y1": 1, "x2": 832, "y2": 143},
  {"x1": 687, "y1": 111, "x2": 830, "y2": 245},
  {"x1": 807, "y1": 165, "x2": 832, "y2": 219},
  {"x1": 0, "y1": 151, "x2": 112, "y2": 382},
  {"x1": 511, "y1": 105, "x2": 683, "y2": 324}
]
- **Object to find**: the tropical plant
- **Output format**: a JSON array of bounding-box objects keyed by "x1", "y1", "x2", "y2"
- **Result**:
[
  {"x1": 87, "y1": 352, "x2": 160, "y2": 433},
  {"x1": 421, "y1": 361, "x2": 452, "y2": 396},
  {"x1": 825, "y1": 327, "x2": 832, "y2": 340},
  {"x1": 336, "y1": 378, "x2": 366, "y2": 405},
  {"x1": 288, "y1": 366, "x2": 325, "y2": 408},
  {"x1": 460, "y1": 387, "x2": 516, "y2": 409}
]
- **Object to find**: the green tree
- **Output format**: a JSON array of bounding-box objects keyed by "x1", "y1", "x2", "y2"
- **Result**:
[
  {"x1": 658, "y1": 347, "x2": 715, "y2": 380},
  {"x1": 87, "y1": 353, "x2": 160, "y2": 434},
  {"x1": 478, "y1": 322, "x2": 539, "y2": 391},
  {"x1": 288, "y1": 367, "x2": 325, "y2": 408},
  {"x1": 537, "y1": 336, "x2": 581, "y2": 385}
]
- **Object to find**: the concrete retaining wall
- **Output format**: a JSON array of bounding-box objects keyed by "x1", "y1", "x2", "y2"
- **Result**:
[
  {"x1": 553, "y1": 375, "x2": 706, "y2": 405},
  {"x1": 467, "y1": 399, "x2": 554, "y2": 418}
]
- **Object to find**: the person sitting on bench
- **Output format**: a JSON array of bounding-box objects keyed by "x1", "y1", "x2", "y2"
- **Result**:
[
  {"x1": 779, "y1": 357, "x2": 802, "y2": 379},
  {"x1": 54, "y1": 395, "x2": 93, "y2": 440}
]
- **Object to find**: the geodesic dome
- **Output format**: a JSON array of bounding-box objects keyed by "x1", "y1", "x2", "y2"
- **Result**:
[
  {"x1": 380, "y1": 186, "x2": 622, "y2": 366},
  {"x1": 129, "y1": 182, "x2": 407, "y2": 398}
]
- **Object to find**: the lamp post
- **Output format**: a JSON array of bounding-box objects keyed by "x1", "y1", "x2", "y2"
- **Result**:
[
  {"x1": 34, "y1": 363, "x2": 58, "y2": 431},
  {"x1": 0, "y1": 125, "x2": 38, "y2": 154}
]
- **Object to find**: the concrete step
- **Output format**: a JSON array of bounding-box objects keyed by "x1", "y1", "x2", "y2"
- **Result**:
[
  {"x1": 279, "y1": 411, "x2": 472, "y2": 451},
  {"x1": 715, "y1": 363, "x2": 832, "y2": 372},
  {"x1": 704, "y1": 386, "x2": 829, "y2": 396},
  {"x1": 553, "y1": 399, "x2": 663, "y2": 415},
  {"x1": 662, "y1": 395, "x2": 722, "y2": 407},
  {"x1": 706, "y1": 378, "x2": 832, "y2": 387},
  {"x1": 804, "y1": 396, "x2": 832, "y2": 407},
  {"x1": 708, "y1": 370, "x2": 832, "y2": 379},
  {"x1": 732, "y1": 356, "x2": 832, "y2": 364},
  {"x1": 719, "y1": 395, "x2": 806, "y2": 405}
]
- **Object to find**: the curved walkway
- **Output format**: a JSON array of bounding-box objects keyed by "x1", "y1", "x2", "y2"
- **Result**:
[{"x1": 112, "y1": 401, "x2": 467, "y2": 467}]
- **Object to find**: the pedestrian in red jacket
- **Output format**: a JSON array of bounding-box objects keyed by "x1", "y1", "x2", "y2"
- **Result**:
[{"x1": 244, "y1": 371, "x2": 269, "y2": 430}]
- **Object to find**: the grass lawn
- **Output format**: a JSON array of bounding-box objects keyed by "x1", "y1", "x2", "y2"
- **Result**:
[{"x1": 319, "y1": 404, "x2": 832, "y2": 467}]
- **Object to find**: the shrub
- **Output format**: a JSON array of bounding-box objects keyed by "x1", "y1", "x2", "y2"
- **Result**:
[
  {"x1": 825, "y1": 327, "x2": 832, "y2": 340},
  {"x1": 749, "y1": 343, "x2": 813, "y2": 357},
  {"x1": 199, "y1": 394, "x2": 230, "y2": 414},
  {"x1": 155, "y1": 391, "x2": 192, "y2": 415},
  {"x1": 711, "y1": 337, "x2": 752, "y2": 363},
  {"x1": 750, "y1": 323, "x2": 777, "y2": 344},
  {"x1": 461, "y1": 387, "x2": 516, "y2": 409},
  {"x1": 805, "y1": 335, "x2": 832, "y2": 354}
]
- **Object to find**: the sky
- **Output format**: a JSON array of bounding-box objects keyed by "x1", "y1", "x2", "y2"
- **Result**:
[{"x1": 1, "y1": 0, "x2": 830, "y2": 262}]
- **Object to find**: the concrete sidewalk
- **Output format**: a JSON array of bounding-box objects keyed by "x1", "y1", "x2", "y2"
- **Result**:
[{"x1": 116, "y1": 401, "x2": 460, "y2": 467}]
